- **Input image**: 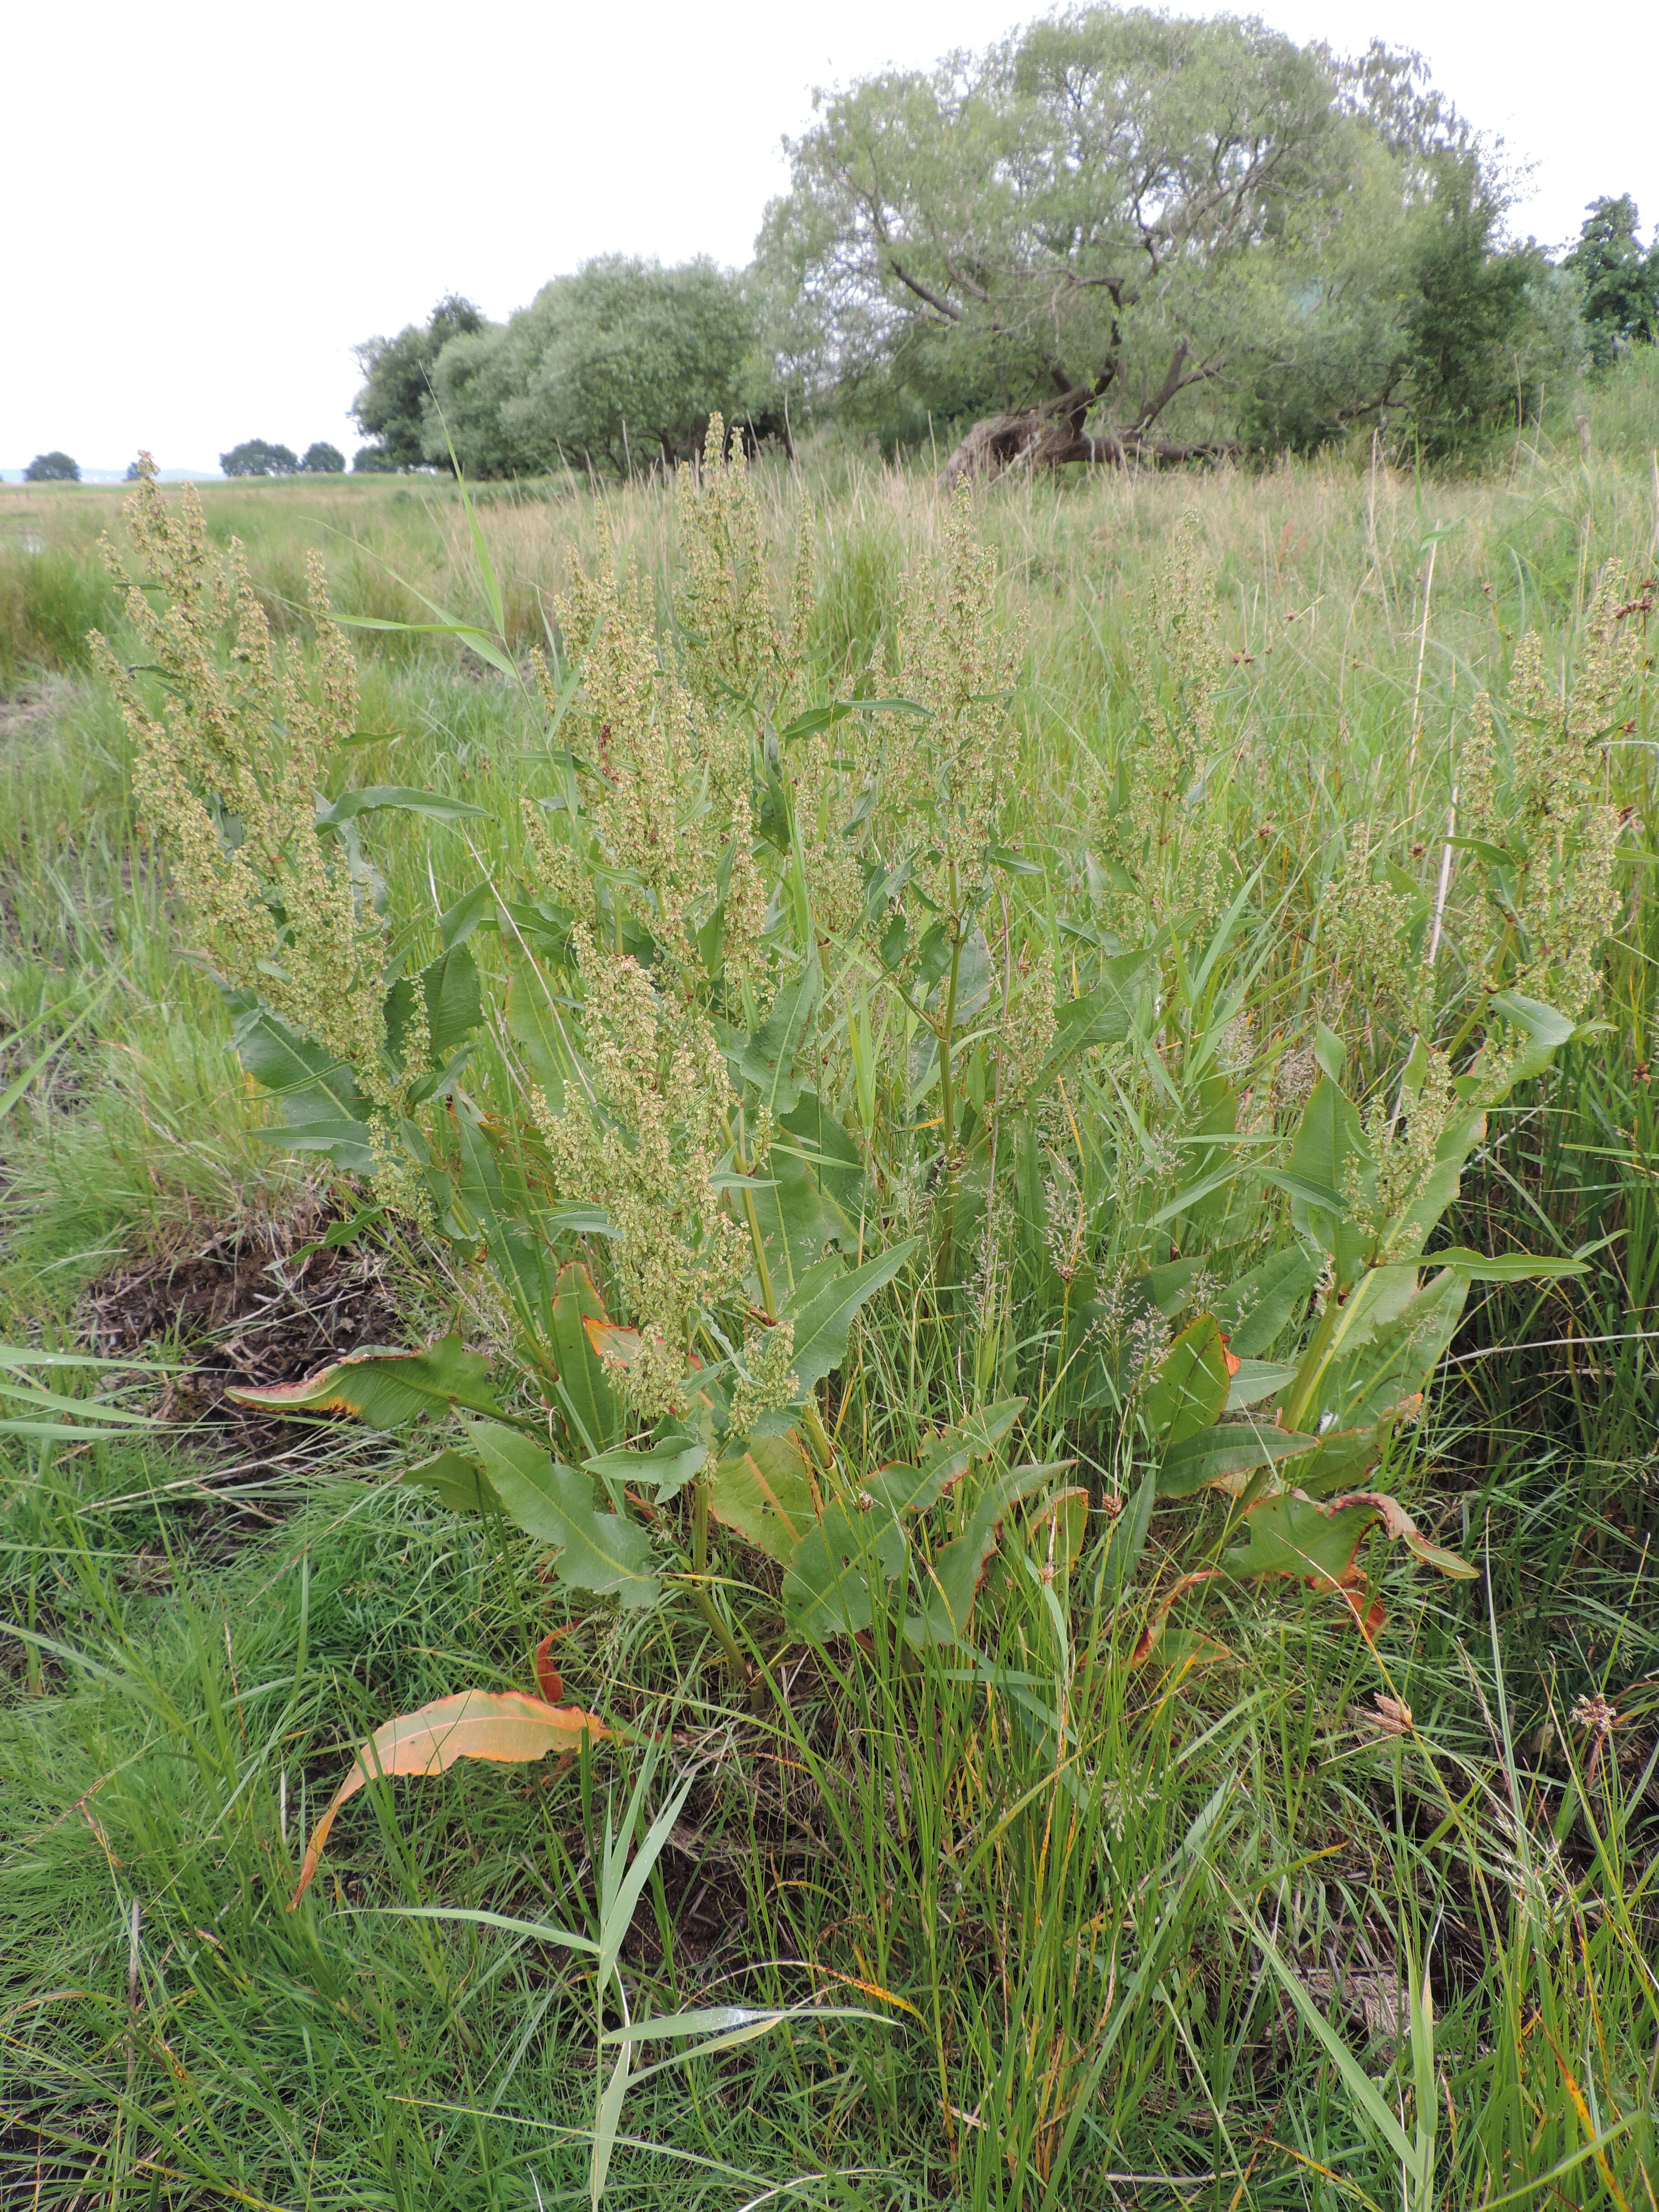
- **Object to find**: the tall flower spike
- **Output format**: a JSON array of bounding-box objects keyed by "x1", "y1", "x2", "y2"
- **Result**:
[
  {"x1": 675, "y1": 413, "x2": 799, "y2": 722},
  {"x1": 89, "y1": 472, "x2": 408, "y2": 1204},
  {"x1": 1093, "y1": 511, "x2": 1227, "y2": 937},
  {"x1": 531, "y1": 929, "x2": 746, "y2": 1422},
  {"x1": 895, "y1": 482, "x2": 1022, "y2": 911}
]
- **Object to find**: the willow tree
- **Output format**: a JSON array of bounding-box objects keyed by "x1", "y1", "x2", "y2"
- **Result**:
[{"x1": 761, "y1": 7, "x2": 1362, "y2": 474}]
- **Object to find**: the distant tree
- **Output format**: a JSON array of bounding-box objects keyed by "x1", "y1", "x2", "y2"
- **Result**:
[
  {"x1": 761, "y1": 18, "x2": 1572, "y2": 471},
  {"x1": 220, "y1": 439, "x2": 300, "y2": 477},
  {"x1": 24, "y1": 452, "x2": 80, "y2": 482},
  {"x1": 1398, "y1": 158, "x2": 1551, "y2": 461},
  {"x1": 351, "y1": 295, "x2": 487, "y2": 470},
  {"x1": 351, "y1": 445, "x2": 396, "y2": 473},
  {"x1": 368, "y1": 262, "x2": 771, "y2": 481},
  {"x1": 1246, "y1": 158, "x2": 1562, "y2": 463},
  {"x1": 300, "y1": 441, "x2": 347, "y2": 474},
  {"x1": 422, "y1": 322, "x2": 536, "y2": 479},
  {"x1": 422, "y1": 258, "x2": 770, "y2": 479},
  {"x1": 123, "y1": 459, "x2": 143, "y2": 482},
  {"x1": 1564, "y1": 196, "x2": 1659, "y2": 367}
]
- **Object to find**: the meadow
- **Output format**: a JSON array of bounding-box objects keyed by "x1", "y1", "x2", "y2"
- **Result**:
[{"x1": 1, "y1": 356, "x2": 1656, "y2": 2212}]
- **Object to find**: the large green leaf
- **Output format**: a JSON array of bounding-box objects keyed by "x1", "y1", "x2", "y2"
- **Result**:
[
  {"x1": 1486, "y1": 992, "x2": 1575, "y2": 1093},
  {"x1": 231, "y1": 998, "x2": 361, "y2": 1111},
  {"x1": 1226, "y1": 1359, "x2": 1298, "y2": 1410},
  {"x1": 1213, "y1": 1248, "x2": 1317, "y2": 1359},
  {"x1": 1156, "y1": 1423, "x2": 1319, "y2": 1498},
  {"x1": 1222, "y1": 1493, "x2": 1382, "y2": 1586},
  {"x1": 708, "y1": 1432, "x2": 817, "y2": 1564},
  {"x1": 1223, "y1": 1488, "x2": 1474, "y2": 1587},
  {"x1": 783, "y1": 1499, "x2": 908, "y2": 1639},
  {"x1": 1274, "y1": 1403, "x2": 1418, "y2": 1500},
  {"x1": 385, "y1": 942, "x2": 482, "y2": 1071},
  {"x1": 438, "y1": 879, "x2": 494, "y2": 950},
  {"x1": 1421, "y1": 1247, "x2": 1587, "y2": 1283},
  {"x1": 1284, "y1": 1076, "x2": 1368, "y2": 1288},
  {"x1": 1376, "y1": 1111, "x2": 1487, "y2": 1261},
  {"x1": 905, "y1": 1460, "x2": 1064, "y2": 1645},
  {"x1": 925, "y1": 923, "x2": 993, "y2": 1028},
  {"x1": 463, "y1": 1420, "x2": 659, "y2": 1606},
  {"x1": 781, "y1": 1399, "x2": 1026, "y2": 1637},
  {"x1": 780, "y1": 1092, "x2": 868, "y2": 1242},
  {"x1": 585, "y1": 1430, "x2": 706, "y2": 1506},
  {"x1": 742, "y1": 1093, "x2": 870, "y2": 1298},
  {"x1": 746, "y1": 1145, "x2": 836, "y2": 1299},
  {"x1": 730, "y1": 962, "x2": 821, "y2": 1115},
  {"x1": 397, "y1": 1447, "x2": 497, "y2": 1514},
  {"x1": 783, "y1": 1238, "x2": 918, "y2": 1396},
  {"x1": 864, "y1": 1398, "x2": 1025, "y2": 1515},
  {"x1": 230, "y1": 996, "x2": 376, "y2": 1169},
  {"x1": 1143, "y1": 1316, "x2": 1232, "y2": 1451},
  {"x1": 506, "y1": 964, "x2": 575, "y2": 1112},
  {"x1": 1100, "y1": 1464, "x2": 1157, "y2": 1599},
  {"x1": 319, "y1": 784, "x2": 490, "y2": 827},
  {"x1": 453, "y1": 1108, "x2": 555, "y2": 1342},
  {"x1": 226, "y1": 1335, "x2": 500, "y2": 1426},
  {"x1": 251, "y1": 1116, "x2": 379, "y2": 1171},
  {"x1": 550, "y1": 1262, "x2": 620, "y2": 1457},
  {"x1": 1034, "y1": 950, "x2": 1151, "y2": 1089},
  {"x1": 1298, "y1": 1266, "x2": 1469, "y2": 1437}
]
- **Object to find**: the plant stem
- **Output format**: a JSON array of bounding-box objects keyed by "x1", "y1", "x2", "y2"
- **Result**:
[
  {"x1": 800, "y1": 1395, "x2": 837, "y2": 1481},
  {"x1": 936, "y1": 891, "x2": 964, "y2": 1284},
  {"x1": 740, "y1": 1182, "x2": 779, "y2": 1324},
  {"x1": 1280, "y1": 1264, "x2": 1359, "y2": 1435},
  {"x1": 730, "y1": 1106, "x2": 782, "y2": 1324},
  {"x1": 938, "y1": 932, "x2": 962, "y2": 1165}
]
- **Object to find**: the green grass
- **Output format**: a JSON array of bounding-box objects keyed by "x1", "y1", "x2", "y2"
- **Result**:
[{"x1": 3, "y1": 378, "x2": 1657, "y2": 2209}]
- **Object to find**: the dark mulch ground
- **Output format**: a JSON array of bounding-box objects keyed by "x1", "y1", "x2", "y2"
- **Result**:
[{"x1": 79, "y1": 1189, "x2": 406, "y2": 1460}]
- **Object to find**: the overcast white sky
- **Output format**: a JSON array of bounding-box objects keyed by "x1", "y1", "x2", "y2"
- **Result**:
[{"x1": 5, "y1": 0, "x2": 1654, "y2": 475}]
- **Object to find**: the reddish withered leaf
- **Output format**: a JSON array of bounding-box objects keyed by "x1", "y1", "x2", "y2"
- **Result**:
[
  {"x1": 228, "y1": 1334, "x2": 499, "y2": 1427},
  {"x1": 534, "y1": 1634, "x2": 564, "y2": 1705}
]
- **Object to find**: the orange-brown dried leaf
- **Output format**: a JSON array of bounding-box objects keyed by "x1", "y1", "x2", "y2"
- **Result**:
[{"x1": 289, "y1": 1689, "x2": 607, "y2": 1908}]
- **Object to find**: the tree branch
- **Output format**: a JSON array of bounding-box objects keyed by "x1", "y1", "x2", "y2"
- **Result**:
[
  {"x1": 886, "y1": 254, "x2": 961, "y2": 323},
  {"x1": 1132, "y1": 339, "x2": 1191, "y2": 428}
]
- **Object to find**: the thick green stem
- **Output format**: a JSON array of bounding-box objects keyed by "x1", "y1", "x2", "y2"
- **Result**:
[
  {"x1": 730, "y1": 1106, "x2": 781, "y2": 1324},
  {"x1": 740, "y1": 1181, "x2": 779, "y2": 1324},
  {"x1": 938, "y1": 936, "x2": 962, "y2": 1161},
  {"x1": 1281, "y1": 1274, "x2": 1347, "y2": 1434},
  {"x1": 800, "y1": 1396, "x2": 837, "y2": 1480}
]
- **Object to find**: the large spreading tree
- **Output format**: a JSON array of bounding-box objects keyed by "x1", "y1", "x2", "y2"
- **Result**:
[
  {"x1": 761, "y1": 9, "x2": 1354, "y2": 473},
  {"x1": 760, "y1": 9, "x2": 1560, "y2": 473}
]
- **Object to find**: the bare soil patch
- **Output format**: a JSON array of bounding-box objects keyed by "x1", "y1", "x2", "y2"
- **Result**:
[{"x1": 80, "y1": 1189, "x2": 405, "y2": 1459}]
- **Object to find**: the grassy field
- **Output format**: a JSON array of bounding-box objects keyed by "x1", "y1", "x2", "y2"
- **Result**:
[{"x1": 2, "y1": 361, "x2": 1657, "y2": 2212}]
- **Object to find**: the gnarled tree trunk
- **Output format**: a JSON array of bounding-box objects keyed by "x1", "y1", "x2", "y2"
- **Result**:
[{"x1": 941, "y1": 344, "x2": 1236, "y2": 483}]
